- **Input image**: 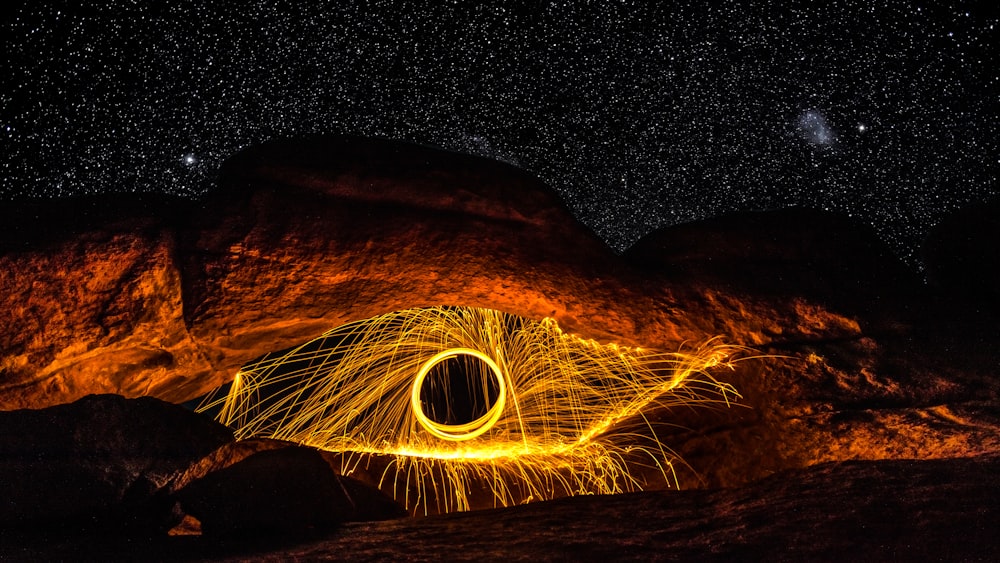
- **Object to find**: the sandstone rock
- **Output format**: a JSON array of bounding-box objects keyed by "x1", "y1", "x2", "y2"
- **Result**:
[
  {"x1": 1, "y1": 135, "x2": 998, "y2": 519},
  {"x1": 659, "y1": 341, "x2": 1000, "y2": 489},
  {"x1": 0, "y1": 195, "x2": 213, "y2": 410},
  {"x1": 0, "y1": 136, "x2": 647, "y2": 410},
  {"x1": 0, "y1": 136, "x2": 938, "y2": 411},
  {"x1": 0, "y1": 394, "x2": 232, "y2": 535},
  {"x1": 0, "y1": 136, "x2": 998, "y2": 558},
  {"x1": 174, "y1": 446, "x2": 405, "y2": 536},
  {"x1": 618, "y1": 205, "x2": 1000, "y2": 489},
  {"x1": 174, "y1": 136, "x2": 649, "y2": 395}
]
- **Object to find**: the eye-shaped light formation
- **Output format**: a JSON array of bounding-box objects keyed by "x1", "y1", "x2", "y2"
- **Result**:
[{"x1": 198, "y1": 306, "x2": 743, "y2": 514}]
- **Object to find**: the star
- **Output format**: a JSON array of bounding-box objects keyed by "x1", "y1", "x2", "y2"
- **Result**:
[{"x1": 0, "y1": 1, "x2": 995, "y2": 268}]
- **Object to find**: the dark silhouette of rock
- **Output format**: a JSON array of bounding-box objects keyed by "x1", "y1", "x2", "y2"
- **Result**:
[
  {"x1": 247, "y1": 454, "x2": 1000, "y2": 562},
  {"x1": 171, "y1": 437, "x2": 294, "y2": 493},
  {"x1": 335, "y1": 472, "x2": 410, "y2": 524},
  {"x1": 0, "y1": 394, "x2": 232, "y2": 535},
  {"x1": 5, "y1": 455, "x2": 997, "y2": 560},
  {"x1": 170, "y1": 438, "x2": 407, "y2": 527},
  {"x1": 175, "y1": 446, "x2": 405, "y2": 536},
  {"x1": 923, "y1": 197, "x2": 1000, "y2": 313},
  {"x1": 625, "y1": 207, "x2": 922, "y2": 305}
]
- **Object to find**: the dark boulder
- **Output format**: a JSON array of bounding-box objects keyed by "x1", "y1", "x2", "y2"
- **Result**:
[
  {"x1": 175, "y1": 446, "x2": 405, "y2": 536},
  {"x1": 0, "y1": 394, "x2": 232, "y2": 535},
  {"x1": 625, "y1": 207, "x2": 922, "y2": 305}
]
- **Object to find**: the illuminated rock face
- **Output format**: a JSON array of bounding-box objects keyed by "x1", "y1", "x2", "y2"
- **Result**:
[
  {"x1": 0, "y1": 196, "x2": 212, "y2": 408},
  {"x1": 1, "y1": 135, "x2": 999, "y2": 496},
  {"x1": 0, "y1": 136, "x2": 895, "y2": 409},
  {"x1": 0, "y1": 137, "x2": 622, "y2": 409},
  {"x1": 1, "y1": 136, "x2": 749, "y2": 408}
]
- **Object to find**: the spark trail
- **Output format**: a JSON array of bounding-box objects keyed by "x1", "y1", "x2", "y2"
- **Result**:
[{"x1": 199, "y1": 306, "x2": 743, "y2": 514}]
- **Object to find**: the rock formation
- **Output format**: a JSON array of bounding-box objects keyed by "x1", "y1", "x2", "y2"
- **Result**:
[
  {"x1": 4, "y1": 136, "x2": 942, "y2": 412},
  {"x1": 0, "y1": 136, "x2": 631, "y2": 410},
  {"x1": 0, "y1": 394, "x2": 232, "y2": 535},
  {"x1": 1, "y1": 136, "x2": 998, "y2": 558},
  {"x1": 6, "y1": 448, "x2": 998, "y2": 560},
  {"x1": 0, "y1": 395, "x2": 406, "y2": 544},
  {"x1": 176, "y1": 453, "x2": 1000, "y2": 561},
  {"x1": 175, "y1": 446, "x2": 406, "y2": 536}
]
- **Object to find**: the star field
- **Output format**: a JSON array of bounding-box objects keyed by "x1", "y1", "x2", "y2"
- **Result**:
[{"x1": 2, "y1": 1, "x2": 997, "y2": 267}]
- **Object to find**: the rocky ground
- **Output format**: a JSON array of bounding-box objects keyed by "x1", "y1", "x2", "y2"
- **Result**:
[
  {"x1": 1, "y1": 136, "x2": 998, "y2": 559},
  {"x1": 3, "y1": 453, "x2": 997, "y2": 561}
]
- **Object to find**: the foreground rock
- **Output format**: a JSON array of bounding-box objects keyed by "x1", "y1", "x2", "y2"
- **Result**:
[
  {"x1": 0, "y1": 396, "x2": 404, "y2": 542},
  {"x1": 4, "y1": 454, "x2": 997, "y2": 561},
  {"x1": 0, "y1": 394, "x2": 232, "y2": 535},
  {"x1": 282, "y1": 454, "x2": 1000, "y2": 562},
  {"x1": 269, "y1": 454, "x2": 1000, "y2": 562},
  {"x1": 175, "y1": 447, "x2": 405, "y2": 536}
]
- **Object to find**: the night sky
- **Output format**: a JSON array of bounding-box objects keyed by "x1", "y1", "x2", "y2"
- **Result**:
[{"x1": 2, "y1": 1, "x2": 997, "y2": 267}]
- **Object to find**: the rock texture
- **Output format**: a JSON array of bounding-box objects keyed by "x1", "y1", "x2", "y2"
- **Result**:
[
  {"x1": 0, "y1": 136, "x2": 625, "y2": 410},
  {"x1": 0, "y1": 195, "x2": 213, "y2": 407},
  {"x1": 626, "y1": 208, "x2": 1000, "y2": 489}
]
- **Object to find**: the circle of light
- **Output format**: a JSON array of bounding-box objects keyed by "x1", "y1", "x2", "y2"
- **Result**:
[{"x1": 410, "y1": 348, "x2": 507, "y2": 442}]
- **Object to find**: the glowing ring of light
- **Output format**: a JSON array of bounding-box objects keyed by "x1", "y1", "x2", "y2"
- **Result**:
[{"x1": 411, "y1": 348, "x2": 507, "y2": 442}]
